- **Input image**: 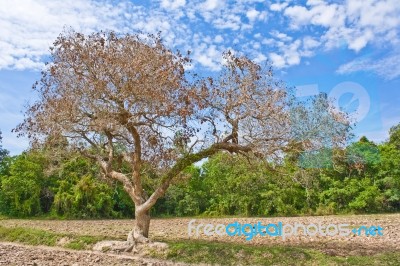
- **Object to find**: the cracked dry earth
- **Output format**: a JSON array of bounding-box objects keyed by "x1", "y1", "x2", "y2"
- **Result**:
[{"x1": 1, "y1": 214, "x2": 399, "y2": 264}]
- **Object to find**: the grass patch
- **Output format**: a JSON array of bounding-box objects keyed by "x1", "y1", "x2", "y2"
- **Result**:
[
  {"x1": 150, "y1": 239, "x2": 400, "y2": 266},
  {"x1": 64, "y1": 236, "x2": 105, "y2": 250},
  {"x1": 0, "y1": 226, "x2": 59, "y2": 246},
  {"x1": 0, "y1": 225, "x2": 109, "y2": 250}
]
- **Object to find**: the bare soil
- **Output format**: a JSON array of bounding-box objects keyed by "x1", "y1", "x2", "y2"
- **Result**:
[
  {"x1": 0, "y1": 242, "x2": 187, "y2": 266},
  {"x1": 1, "y1": 214, "x2": 399, "y2": 264}
]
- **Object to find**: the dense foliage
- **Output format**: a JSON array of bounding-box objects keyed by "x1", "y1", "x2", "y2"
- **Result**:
[
  {"x1": 0, "y1": 141, "x2": 133, "y2": 218},
  {"x1": 0, "y1": 124, "x2": 399, "y2": 218},
  {"x1": 155, "y1": 126, "x2": 400, "y2": 216}
]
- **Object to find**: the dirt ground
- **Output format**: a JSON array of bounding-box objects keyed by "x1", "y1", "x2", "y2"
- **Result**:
[
  {"x1": 0, "y1": 242, "x2": 188, "y2": 266},
  {"x1": 0, "y1": 214, "x2": 399, "y2": 264}
]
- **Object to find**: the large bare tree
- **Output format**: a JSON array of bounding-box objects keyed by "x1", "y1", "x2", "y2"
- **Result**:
[{"x1": 16, "y1": 30, "x2": 350, "y2": 247}]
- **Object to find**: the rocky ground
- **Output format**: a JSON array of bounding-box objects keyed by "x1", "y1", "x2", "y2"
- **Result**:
[{"x1": 0, "y1": 213, "x2": 399, "y2": 264}]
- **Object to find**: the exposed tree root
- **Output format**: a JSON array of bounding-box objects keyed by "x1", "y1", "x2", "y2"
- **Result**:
[{"x1": 93, "y1": 233, "x2": 168, "y2": 255}]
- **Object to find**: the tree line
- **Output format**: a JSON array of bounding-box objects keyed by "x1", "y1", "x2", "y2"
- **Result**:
[{"x1": 1, "y1": 124, "x2": 399, "y2": 218}]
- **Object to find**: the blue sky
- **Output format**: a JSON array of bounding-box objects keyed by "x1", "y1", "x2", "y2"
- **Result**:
[{"x1": 0, "y1": 0, "x2": 399, "y2": 155}]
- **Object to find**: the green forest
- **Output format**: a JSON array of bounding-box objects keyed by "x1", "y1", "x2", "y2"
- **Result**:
[{"x1": 0, "y1": 123, "x2": 399, "y2": 219}]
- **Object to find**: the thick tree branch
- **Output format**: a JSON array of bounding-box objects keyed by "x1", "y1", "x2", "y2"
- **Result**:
[
  {"x1": 139, "y1": 142, "x2": 252, "y2": 212},
  {"x1": 126, "y1": 122, "x2": 144, "y2": 201}
]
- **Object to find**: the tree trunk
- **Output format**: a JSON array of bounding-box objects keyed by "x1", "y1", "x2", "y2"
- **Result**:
[
  {"x1": 127, "y1": 208, "x2": 151, "y2": 244},
  {"x1": 93, "y1": 208, "x2": 151, "y2": 252}
]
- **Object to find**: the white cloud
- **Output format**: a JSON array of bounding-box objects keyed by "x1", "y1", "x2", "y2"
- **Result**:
[
  {"x1": 348, "y1": 30, "x2": 374, "y2": 52},
  {"x1": 285, "y1": 40, "x2": 301, "y2": 65},
  {"x1": 195, "y1": 0, "x2": 268, "y2": 33},
  {"x1": 310, "y1": 4, "x2": 343, "y2": 27},
  {"x1": 337, "y1": 52, "x2": 400, "y2": 80},
  {"x1": 0, "y1": 0, "x2": 398, "y2": 78},
  {"x1": 13, "y1": 58, "x2": 45, "y2": 70},
  {"x1": 246, "y1": 8, "x2": 267, "y2": 23},
  {"x1": 282, "y1": 0, "x2": 400, "y2": 53},
  {"x1": 302, "y1": 36, "x2": 320, "y2": 50},
  {"x1": 194, "y1": 44, "x2": 223, "y2": 71},
  {"x1": 306, "y1": 0, "x2": 324, "y2": 6},
  {"x1": 246, "y1": 9, "x2": 259, "y2": 21},
  {"x1": 0, "y1": 0, "x2": 200, "y2": 71},
  {"x1": 0, "y1": 0, "x2": 275, "y2": 73},
  {"x1": 268, "y1": 0, "x2": 400, "y2": 73},
  {"x1": 270, "y1": 30, "x2": 292, "y2": 42},
  {"x1": 283, "y1": 6, "x2": 312, "y2": 27},
  {"x1": 160, "y1": 0, "x2": 186, "y2": 10},
  {"x1": 212, "y1": 14, "x2": 242, "y2": 30},
  {"x1": 253, "y1": 52, "x2": 267, "y2": 63},
  {"x1": 0, "y1": 0, "x2": 131, "y2": 70},
  {"x1": 214, "y1": 35, "x2": 224, "y2": 43},
  {"x1": 269, "y1": 52, "x2": 285, "y2": 68},
  {"x1": 261, "y1": 33, "x2": 313, "y2": 69},
  {"x1": 284, "y1": 2, "x2": 345, "y2": 29},
  {"x1": 300, "y1": 36, "x2": 320, "y2": 57},
  {"x1": 270, "y1": 2, "x2": 289, "y2": 12},
  {"x1": 201, "y1": 0, "x2": 221, "y2": 11}
]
